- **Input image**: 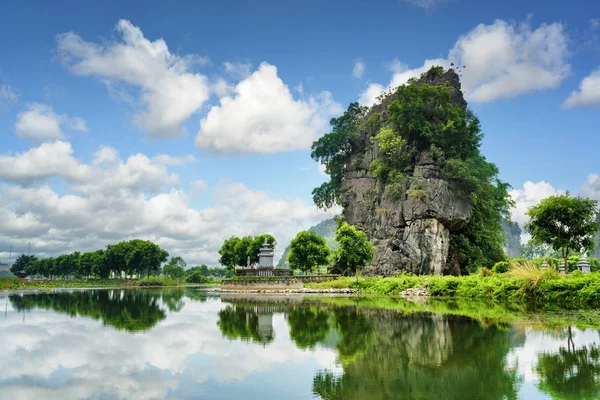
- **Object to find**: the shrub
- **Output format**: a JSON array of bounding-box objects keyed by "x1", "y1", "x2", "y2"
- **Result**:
[
  {"x1": 185, "y1": 271, "x2": 211, "y2": 284},
  {"x1": 478, "y1": 267, "x2": 494, "y2": 277},
  {"x1": 491, "y1": 262, "x2": 509, "y2": 274},
  {"x1": 507, "y1": 261, "x2": 558, "y2": 292},
  {"x1": 138, "y1": 276, "x2": 179, "y2": 286}
]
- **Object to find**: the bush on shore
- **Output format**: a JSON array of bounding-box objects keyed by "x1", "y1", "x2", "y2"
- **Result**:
[{"x1": 137, "y1": 276, "x2": 181, "y2": 286}]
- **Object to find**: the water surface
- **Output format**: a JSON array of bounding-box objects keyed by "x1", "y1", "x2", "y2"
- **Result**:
[{"x1": 2, "y1": 289, "x2": 600, "y2": 399}]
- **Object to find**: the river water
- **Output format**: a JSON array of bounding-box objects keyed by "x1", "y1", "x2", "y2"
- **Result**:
[{"x1": 1, "y1": 288, "x2": 600, "y2": 399}]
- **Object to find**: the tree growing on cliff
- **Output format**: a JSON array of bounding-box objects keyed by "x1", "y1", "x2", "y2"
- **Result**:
[
  {"x1": 332, "y1": 223, "x2": 374, "y2": 281},
  {"x1": 526, "y1": 194, "x2": 599, "y2": 271},
  {"x1": 288, "y1": 230, "x2": 331, "y2": 274}
]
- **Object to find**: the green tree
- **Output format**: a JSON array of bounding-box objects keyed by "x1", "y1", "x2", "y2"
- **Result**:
[
  {"x1": 219, "y1": 236, "x2": 240, "y2": 270},
  {"x1": 311, "y1": 102, "x2": 367, "y2": 208},
  {"x1": 163, "y1": 256, "x2": 186, "y2": 279},
  {"x1": 247, "y1": 234, "x2": 277, "y2": 265},
  {"x1": 234, "y1": 236, "x2": 253, "y2": 268},
  {"x1": 10, "y1": 254, "x2": 37, "y2": 276},
  {"x1": 332, "y1": 222, "x2": 375, "y2": 281},
  {"x1": 526, "y1": 194, "x2": 599, "y2": 270},
  {"x1": 288, "y1": 230, "x2": 330, "y2": 274}
]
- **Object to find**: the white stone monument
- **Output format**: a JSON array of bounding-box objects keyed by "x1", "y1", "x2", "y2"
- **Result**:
[
  {"x1": 578, "y1": 254, "x2": 591, "y2": 274},
  {"x1": 258, "y1": 238, "x2": 274, "y2": 268}
]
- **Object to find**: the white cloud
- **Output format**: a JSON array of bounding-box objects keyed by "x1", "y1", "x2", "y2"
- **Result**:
[
  {"x1": 195, "y1": 63, "x2": 342, "y2": 154},
  {"x1": 0, "y1": 84, "x2": 18, "y2": 111},
  {"x1": 360, "y1": 20, "x2": 570, "y2": 106},
  {"x1": 0, "y1": 141, "x2": 334, "y2": 265},
  {"x1": 15, "y1": 103, "x2": 87, "y2": 142},
  {"x1": 224, "y1": 61, "x2": 252, "y2": 79},
  {"x1": 591, "y1": 18, "x2": 600, "y2": 31},
  {"x1": 56, "y1": 19, "x2": 210, "y2": 138},
  {"x1": 191, "y1": 179, "x2": 208, "y2": 193},
  {"x1": 562, "y1": 67, "x2": 600, "y2": 108},
  {"x1": 152, "y1": 154, "x2": 196, "y2": 166},
  {"x1": 0, "y1": 141, "x2": 93, "y2": 183},
  {"x1": 353, "y1": 59, "x2": 365, "y2": 79},
  {"x1": 508, "y1": 181, "x2": 564, "y2": 228},
  {"x1": 580, "y1": 173, "x2": 600, "y2": 201}
]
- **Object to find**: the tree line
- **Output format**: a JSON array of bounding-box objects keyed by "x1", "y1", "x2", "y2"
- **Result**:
[
  {"x1": 10, "y1": 239, "x2": 169, "y2": 279},
  {"x1": 217, "y1": 221, "x2": 375, "y2": 278}
]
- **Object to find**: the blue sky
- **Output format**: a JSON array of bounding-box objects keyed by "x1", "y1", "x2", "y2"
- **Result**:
[{"x1": 1, "y1": 0, "x2": 599, "y2": 264}]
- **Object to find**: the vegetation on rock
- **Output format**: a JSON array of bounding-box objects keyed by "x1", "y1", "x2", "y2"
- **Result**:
[{"x1": 311, "y1": 67, "x2": 512, "y2": 274}]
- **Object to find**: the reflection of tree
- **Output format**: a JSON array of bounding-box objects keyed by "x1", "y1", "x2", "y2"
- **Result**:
[
  {"x1": 333, "y1": 307, "x2": 374, "y2": 365},
  {"x1": 217, "y1": 305, "x2": 274, "y2": 344},
  {"x1": 288, "y1": 307, "x2": 331, "y2": 349},
  {"x1": 535, "y1": 328, "x2": 600, "y2": 399},
  {"x1": 313, "y1": 312, "x2": 520, "y2": 400},
  {"x1": 9, "y1": 290, "x2": 168, "y2": 332}
]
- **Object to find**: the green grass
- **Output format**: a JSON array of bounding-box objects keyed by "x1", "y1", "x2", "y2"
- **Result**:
[
  {"x1": 305, "y1": 272, "x2": 600, "y2": 309},
  {"x1": 0, "y1": 276, "x2": 209, "y2": 290}
]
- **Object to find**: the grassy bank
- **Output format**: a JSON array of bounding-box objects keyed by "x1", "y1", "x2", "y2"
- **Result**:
[
  {"x1": 305, "y1": 269, "x2": 600, "y2": 310},
  {"x1": 0, "y1": 276, "x2": 219, "y2": 291}
]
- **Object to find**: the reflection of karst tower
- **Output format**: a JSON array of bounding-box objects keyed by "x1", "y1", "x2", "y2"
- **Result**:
[{"x1": 259, "y1": 239, "x2": 274, "y2": 268}]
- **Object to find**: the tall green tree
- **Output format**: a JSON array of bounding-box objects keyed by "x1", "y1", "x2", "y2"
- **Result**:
[
  {"x1": 526, "y1": 194, "x2": 599, "y2": 270},
  {"x1": 10, "y1": 254, "x2": 37, "y2": 276},
  {"x1": 163, "y1": 256, "x2": 186, "y2": 279},
  {"x1": 332, "y1": 222, "x2": 374, "y2": 281},
  {"x1": 219, "y1": 236, "x2": 240, "y2": 270},
  {"x1": 287, "y1": 230, "x2": 330, "y2": 274},
  {"x1": 233, "y1": 236, "x2": 253, "y2": 268}
]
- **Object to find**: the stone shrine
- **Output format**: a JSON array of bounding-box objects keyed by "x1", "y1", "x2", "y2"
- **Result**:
[
  {"x1": 259, "y1": 238, "x2": 274, "y2": 268},
  {"x1": 578, "y1": 254, "x2": 591, "y2": 274}
]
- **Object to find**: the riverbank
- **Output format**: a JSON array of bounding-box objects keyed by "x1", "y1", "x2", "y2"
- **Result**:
[
  {"x1": 305, "y1": 271, "x2": 600, "y2": 310},
  {"x1": 0, "y1": 276, "x2": 219, "y2": 292}
]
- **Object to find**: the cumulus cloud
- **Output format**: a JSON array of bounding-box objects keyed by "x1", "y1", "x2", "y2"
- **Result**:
[
  {"x1": 196, "y1": 63, "x2": 342, "y2": 154},
  {"x1": 580, "y1": 173, "x2": 600, "y2": 201},
  {"x1": 0, "y1": 141, "x2": 334, "y2": 265},
  {"x1": 562, "y1": 67, "x2": 600, "y2": 108},
  {"x1": 508, "y1": 181, "x2": 565, "y2": 228},
  {"x1": 15, "y1": 103, "x2": 87, "y2": 142},
  {"x1": 56, "y1": 19, "x2": 210, "y2": 138},
  {"x1": 0, "y1": 84, "x2": 18, "y2": 111},
  {"x1": 353, "y1": 59, "x2": 365, "y2": 79},
  {"x1": 360, "y1": 20, "x2": 570, "y2": 106},
  {"x1": 591, "y1": 18, "x2": 600, "y2": 31}
]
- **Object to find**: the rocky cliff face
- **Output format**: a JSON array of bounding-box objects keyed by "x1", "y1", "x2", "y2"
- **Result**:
[{"x1": 340, "y1": 70, "x2": 472, "y2": 276}]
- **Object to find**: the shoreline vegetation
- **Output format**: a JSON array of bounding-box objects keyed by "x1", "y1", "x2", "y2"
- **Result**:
[{"x1": 4, "y1": 262, "x2": 600, "y2": 312}]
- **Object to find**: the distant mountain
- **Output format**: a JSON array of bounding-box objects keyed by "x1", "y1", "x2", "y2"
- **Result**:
[
  {"x1": 276, "y1": 218, "x2": 338, "y2": 268},
  {"x1": 501, "y1": 218, "x2": 522, "y2": 258}
]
